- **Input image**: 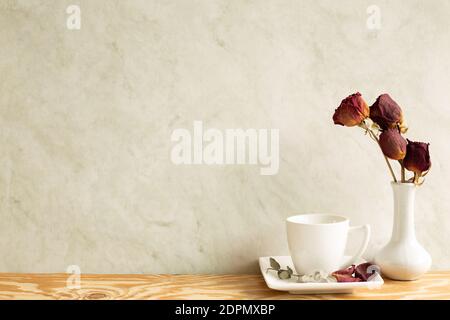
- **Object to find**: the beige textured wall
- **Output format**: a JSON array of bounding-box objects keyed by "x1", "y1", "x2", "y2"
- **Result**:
[{"x1": 1, "y1": 0, "x2": 449, "y2": 273}]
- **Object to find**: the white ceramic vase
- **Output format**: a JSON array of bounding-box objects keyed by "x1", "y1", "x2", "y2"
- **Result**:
[{"x1": 374, "y1": 182, "x2": 431, "y2": 280}]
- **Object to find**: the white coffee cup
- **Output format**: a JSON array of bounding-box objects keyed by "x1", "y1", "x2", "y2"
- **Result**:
[{"x1": 286, "y1": 213, "x2": 371, "y2": 275}]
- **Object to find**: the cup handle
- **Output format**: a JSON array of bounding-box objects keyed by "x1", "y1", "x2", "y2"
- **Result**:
[{"x1": 339, "y1": 224, "x2": 371, "y2": 270}]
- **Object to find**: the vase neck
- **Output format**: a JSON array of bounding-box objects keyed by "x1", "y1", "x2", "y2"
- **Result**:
[{"x1": 391, "y1": 183, "x2": 417, "y2": 242}]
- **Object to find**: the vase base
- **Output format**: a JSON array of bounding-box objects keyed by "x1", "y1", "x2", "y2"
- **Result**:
[
  {"x1": 374, "y1": 244, "x2": 432, "y2": 281},
  {"x1": 378, "y1": 269, "x2": 426, "y2": 281}
]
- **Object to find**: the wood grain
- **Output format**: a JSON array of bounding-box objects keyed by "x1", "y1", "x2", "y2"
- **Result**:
[{"x1": 0, "y1": 272, "x2": 449, "y2": 300}]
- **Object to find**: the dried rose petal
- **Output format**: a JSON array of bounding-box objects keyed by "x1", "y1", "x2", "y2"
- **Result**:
[
  {"x1": 333, "y1": 273, "x2": 362, "y2": 282},
  {"x1": 332, "y1": 265, "x2": 355, "y2": 277},
  {"x1": 355, "y1": 262, "x2": 375, "y2": 281}
]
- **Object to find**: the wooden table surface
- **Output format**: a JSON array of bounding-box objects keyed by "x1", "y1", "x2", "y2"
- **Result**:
[{"x1": 0, "y1": 272, "x2": 449, "y2": 300}]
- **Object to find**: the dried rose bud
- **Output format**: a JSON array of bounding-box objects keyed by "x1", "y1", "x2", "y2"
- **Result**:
[
  {"x1": 370, "y1": 94, "x2": 404, "y2": 129},
  {"x1": 404, "y1": 140, "x2": 431, "y2": 174},
  {"x1": 379, "y1": 128, "x2": 407, "y2": 160},
  {"x1": 333, "y1": 92, "x2": 369, "y2": 127}
]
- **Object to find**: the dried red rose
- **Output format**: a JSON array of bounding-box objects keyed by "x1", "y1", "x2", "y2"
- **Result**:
[
  {"x1": 379, "y1": 128, "x2": 407, "y2": 160},
  {"x1": 355, "y1": 262, "x2": 375, "y2": 281},
  {"x1": 333, "y1": 92, "x2": 369, "y2": 127},
  {"x1": 403, "y1": 140, "x2": 431, "y2": 174},
  {"x1": 332, "y1": 265, "x2": 359, "y2": 283},
  {"x1": 332, "y1": 263, "x2": 379, "y2": 282},
  {"x1": 333, "y1": 273, "x2": 362, "y2": 282},
  {"x1": 332, "y1": 265, "x2": 355, "y2": 277},
  {"x1": 370, "y1": 94, "x2": 404, "y2": 130}
]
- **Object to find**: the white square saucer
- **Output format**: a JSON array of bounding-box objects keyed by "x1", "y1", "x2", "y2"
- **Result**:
[{"x1": 259, "y1": 256, "x2": 384, "y2": 294}]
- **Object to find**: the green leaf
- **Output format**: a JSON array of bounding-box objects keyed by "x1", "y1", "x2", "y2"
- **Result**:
[
  {"x1": 287, "y1": 266, "x2": 293, "y2": 275},
  {"x1": 269, "y1": 257, "x2": 281, "y2": 270},
  {"x1": 278, "y1": 270, "x2": 291, "y2": 280}
]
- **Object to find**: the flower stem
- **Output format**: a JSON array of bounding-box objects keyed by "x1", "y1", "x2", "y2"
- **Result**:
[
  {"x1": 362, "y1": 121, "x2": 398, "y2": 182},
  {"x1": 400, "y1": 160, "x2": 406, "y2": 183}
]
